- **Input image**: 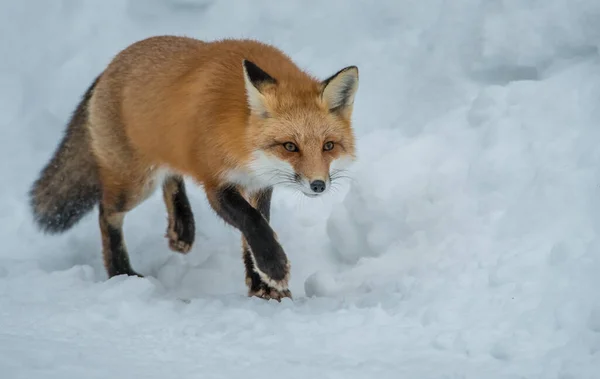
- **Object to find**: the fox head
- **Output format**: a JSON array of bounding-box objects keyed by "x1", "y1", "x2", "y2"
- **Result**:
[{"x1": 241, "y1": 59, "x2": 359, "y2": 197}]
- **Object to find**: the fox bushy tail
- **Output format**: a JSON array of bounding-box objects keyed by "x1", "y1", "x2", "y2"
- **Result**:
[{"x1": 29, "y1": 76, "x2": 102, "y2": 234}]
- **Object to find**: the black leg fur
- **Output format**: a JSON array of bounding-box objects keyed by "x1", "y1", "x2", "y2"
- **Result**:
[
  {"x1": 243, "y1": 188, "x2": 275, "y2": 293},
  {"x1": 99, "y1": 204, "x2": 141, "y2": 277},
  {"x1": 209, "y1": 186, "x2": 290, "y2": 298}
]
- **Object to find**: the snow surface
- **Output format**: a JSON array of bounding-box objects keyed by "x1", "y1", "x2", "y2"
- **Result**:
[{"x1": 2, "y1": 0, "x2": 600, "y2": 378}]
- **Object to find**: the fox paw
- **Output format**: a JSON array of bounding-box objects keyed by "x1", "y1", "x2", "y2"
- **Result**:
[
  {"x1": 245, "y1": 264, "x2": 292, "y2": 302},
  {"x1": 248, "y1": 279, "x2": 292, "y2": 302},
  {"x1": 166, "y1": 230, "x2": 192, "y2": 253},
  {"x1": 165, "y1": 218, "x2": 194, "y2": 254},
  {"x1": 243, "y1": 244, "x2": 291, "y2": 302}
]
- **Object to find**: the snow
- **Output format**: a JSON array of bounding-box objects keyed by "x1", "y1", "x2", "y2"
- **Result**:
[{"x1": 2, "y1": 0, "x2": 600, "y2": 377}]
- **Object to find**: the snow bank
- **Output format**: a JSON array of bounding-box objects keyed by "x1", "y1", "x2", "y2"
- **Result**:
[{"x1": 1, "y1": 0, "x2": 599, "y2": 378}]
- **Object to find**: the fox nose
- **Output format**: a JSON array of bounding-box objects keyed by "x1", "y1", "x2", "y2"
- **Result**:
[{"x1": 310, "y1": 180, "x2": 326, "y2": 193}]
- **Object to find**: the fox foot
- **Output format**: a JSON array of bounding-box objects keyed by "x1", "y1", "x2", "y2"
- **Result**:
[
  {"x1": 244, "y1": 250, "x2": 292, "y2": 301},
  {"x1": 246, "y1": 274, "x2": 292, "y2": 302},
  {"x1": 165, "y1": 227, "x2": 193, "y2": 253},
  {"x1": 250, "y1": 284, "x2": 292, "y2": 302},
  {"x1": 165, "y1": 213, "x2": 195, "y2": 253}
]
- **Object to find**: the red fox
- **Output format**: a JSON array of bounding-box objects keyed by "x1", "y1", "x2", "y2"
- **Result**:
[{"x1": 29, "y1": 36, "x2": 359, "y2": 301}]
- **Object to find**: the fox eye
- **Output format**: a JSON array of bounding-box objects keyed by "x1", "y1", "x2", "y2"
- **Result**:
[
  {"x1": 283, "y1": 142, "x2": 299, "y2": 152},
  {"x1": 323, "y1": 141, "x2": 335, "y2": 151}
]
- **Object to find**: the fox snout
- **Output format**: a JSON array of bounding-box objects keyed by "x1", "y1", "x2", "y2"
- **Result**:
[{"x1": 292, "y1": 156, "x2": 354, "y2": 197}]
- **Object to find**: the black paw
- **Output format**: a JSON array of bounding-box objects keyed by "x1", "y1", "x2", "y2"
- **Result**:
[{"x1": 244, "y1": 249, "x2": 291, "y2": 302}]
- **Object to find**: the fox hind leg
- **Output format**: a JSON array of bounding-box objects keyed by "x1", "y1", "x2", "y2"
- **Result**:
[
  {"x1": 98, "y1": 178, "x2": 142, "y2": 277},
  {"x1": 98, "y1": 166, "x2": 163, "y2": 278},
  {"x1": 99, "y1": 203, "x2": 141, "y2": 277},
  {"x1": 163, "y1": 175, "x2": 195, "y2": 253}
]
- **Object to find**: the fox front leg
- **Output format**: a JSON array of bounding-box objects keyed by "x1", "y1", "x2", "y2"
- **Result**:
[
  {"x1": 207, "y1": 185, "x2": 291, "y2": 301},
  {"x1": 242, "y1": 188, "x2": 291, "y2": 300}
]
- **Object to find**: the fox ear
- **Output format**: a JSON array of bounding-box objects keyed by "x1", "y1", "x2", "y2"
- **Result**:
[
  {"x1": 321, "y1": 66, "x2": 359, "y2": 118},
  {"x1": 242, "y1": 59, "x2": 276, "y2": 117}
]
